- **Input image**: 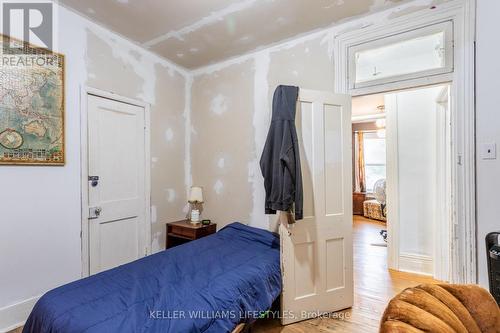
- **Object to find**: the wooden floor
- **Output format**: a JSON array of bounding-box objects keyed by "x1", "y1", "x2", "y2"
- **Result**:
[
  {"x1": 8, "y1": 216, "x2": 437, "y2": 333},
  {"x1": 252, "y1": 216, "x2": 439, "y2": 333},
  {"x1": 7, "y1": 328, "x2": 21, "y2": 333}
]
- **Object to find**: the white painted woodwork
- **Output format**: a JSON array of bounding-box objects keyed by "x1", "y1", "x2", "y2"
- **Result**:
[
  {"x1": 349, "y1": 21, "x2": 454, "y2": 90},
  {"x1": 385, "y1": 94, "x2": 400, "y2": 272},
  {"x1": 435, "y1": 86, "x2": 453, "y2": 282},
  {"x1": 334, "y1": 0, "x2": 476, "y2": 283},
  {"x1": 87, "y1": 94, "x2": 147, "y2": 275},
  {"x1": 280, "y1": 89, "x2": 352, "y2": 325}
]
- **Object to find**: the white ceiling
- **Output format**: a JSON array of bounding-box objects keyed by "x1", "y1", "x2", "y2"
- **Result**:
[
  {"x1": 352, "y1": 94, "x2": 385, "y2": 117},
  {"x1": 59, "y1": 0, "x2": 404, "y2": 69}
]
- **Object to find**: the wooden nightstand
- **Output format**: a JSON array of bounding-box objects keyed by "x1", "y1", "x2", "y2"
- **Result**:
[{"x1": 166, "y1": 220, "x2": 217, "y2": 249}]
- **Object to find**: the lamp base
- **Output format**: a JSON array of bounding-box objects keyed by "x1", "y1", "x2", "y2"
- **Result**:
[{"x1": 190, "y1": 208, "x2": 201, "y2": 223}]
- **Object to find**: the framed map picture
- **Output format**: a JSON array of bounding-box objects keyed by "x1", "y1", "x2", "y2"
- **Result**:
[{"x1": 0, "y1": 34, "x2": 65, "y2": 165}]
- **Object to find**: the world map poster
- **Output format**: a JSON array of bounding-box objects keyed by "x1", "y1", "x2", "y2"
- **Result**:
[{"x1": 0, "y1": 35, "x2": 65, "y2": 165}]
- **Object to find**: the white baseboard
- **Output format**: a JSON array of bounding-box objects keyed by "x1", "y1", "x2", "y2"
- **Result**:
[
  {"x1": 399, "y1": 253, "x2": 433, "y2": 276},
  {"x1": 0, "y1": 295, "x2": 40, "y2": 333}
]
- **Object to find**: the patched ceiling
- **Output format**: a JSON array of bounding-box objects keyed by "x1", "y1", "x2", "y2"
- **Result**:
[{"x1": 59, "y1": 0, "x2": 404, "y2": 69}]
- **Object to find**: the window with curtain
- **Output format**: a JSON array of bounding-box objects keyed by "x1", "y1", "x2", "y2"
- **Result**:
[{"x1": 363, "y1": 132, "x2": 386, "y2": 192}]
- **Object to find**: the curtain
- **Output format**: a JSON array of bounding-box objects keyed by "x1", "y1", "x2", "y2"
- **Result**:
[{"x1": 354, "y1": 131, "x2": 366, "y2": 193}]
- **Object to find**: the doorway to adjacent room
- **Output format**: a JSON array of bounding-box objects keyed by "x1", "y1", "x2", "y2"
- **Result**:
[
  {"x1": 352, "y1": 84, "x2": 451, "y2": 281},
  {"x1": 334, "y1": 1, "x2": 475, "y2": 284}
]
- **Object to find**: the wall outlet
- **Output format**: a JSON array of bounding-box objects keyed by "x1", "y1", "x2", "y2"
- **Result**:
[{"x1": 481, "y1": 143, "x2": 496, "y2": 160}]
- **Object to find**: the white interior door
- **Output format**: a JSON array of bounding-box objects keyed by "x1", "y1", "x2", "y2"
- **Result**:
[
  {"x1": 87, "y1": 94, "x2": 148, "y2": 275},
  {"x1": 280, "y1": 89, "x2": 352, "y2": 325}
]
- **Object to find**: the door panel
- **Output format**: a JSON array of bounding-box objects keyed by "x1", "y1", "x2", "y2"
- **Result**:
[
  {"x1": 87, "y1": 94, "x2": 147, "y2": 275},
  {"x1": 294, "y1": 241, "x2": 317, "y2": 299},
  {"x1": 326, "y1": 238, "x2": 345, "y2": 291},
  {"x1": 281, "y1": 89, "x2": 352, "y2": 325},
  {"x1": 98, "y1": 217, "x2": 140, "y2": 272},
  {"x1": 324, "y1": 104, "x2": 344, "y2": 215}
]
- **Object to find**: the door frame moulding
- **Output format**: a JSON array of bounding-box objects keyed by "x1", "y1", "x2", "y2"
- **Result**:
[
  {"x1": 80, "y1": 86, "x2": 151, "y2": 277},
  {"x1": 434, "y1": 85, "x2": 453, "y2": 281},
  {"x1": 334, "y1": 0, "x2": 476, "y2": 283},
  {"x1": 384, "y1": 93, "x2": 400, "y2": 271}
]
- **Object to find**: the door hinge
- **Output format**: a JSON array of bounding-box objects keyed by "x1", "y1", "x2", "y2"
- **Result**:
[
  {"x1": 88, "y1": 176, "x2": 99, "y2": 187},
  {"x1": 452, "y1": 223, "x2": 459, "y2": 240}
]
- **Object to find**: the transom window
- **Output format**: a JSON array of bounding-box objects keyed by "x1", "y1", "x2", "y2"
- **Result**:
[{"x1": 349, "y1": 21, "x2": 453, "y2": 89}]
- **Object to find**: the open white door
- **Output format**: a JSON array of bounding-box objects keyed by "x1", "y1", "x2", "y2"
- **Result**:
[{"x1": 280, "y1": 89, "x2": 352, "y2": 325}]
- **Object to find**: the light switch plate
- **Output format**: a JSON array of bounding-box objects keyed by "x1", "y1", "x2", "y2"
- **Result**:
[{"x1": 481, "y1": 143, "x2": 496, "y2": 160}]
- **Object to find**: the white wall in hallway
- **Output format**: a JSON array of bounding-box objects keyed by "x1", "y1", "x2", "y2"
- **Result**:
[{"x1": 389, "y1": 86, "x2": 443, "y2": 275}]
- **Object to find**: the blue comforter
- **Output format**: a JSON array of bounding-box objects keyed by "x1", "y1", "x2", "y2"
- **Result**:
[{"x1": 24, "y1": 223, "x2": 281, "y2": 333}]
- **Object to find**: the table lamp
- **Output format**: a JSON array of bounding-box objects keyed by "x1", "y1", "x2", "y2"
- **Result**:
[{"x1": 188, "y1": 186, "x2": 204, "y2": 223}]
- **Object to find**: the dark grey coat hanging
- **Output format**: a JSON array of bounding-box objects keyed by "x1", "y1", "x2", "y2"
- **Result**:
[{"x1": 260, "y1": 85, "x2": 303, "y2": 221}]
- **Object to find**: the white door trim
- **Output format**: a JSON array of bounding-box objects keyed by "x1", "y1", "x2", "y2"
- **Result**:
[
  {"x1": 384, "y1": 94, "x2": 399, "y2": 271},
  {"x1": 433, "y1": 86, "x2": 453, "y2": 282},
  {"x1": 80, "y1": 86, "x2": 151, "y2": 277},
  {"x1": 334, "y1": 0, "x2": 476, "y2": 283}
]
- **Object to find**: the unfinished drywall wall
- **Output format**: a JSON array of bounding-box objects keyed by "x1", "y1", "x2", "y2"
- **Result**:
[
  {"x1": 190, "y1": 34, "x2": 333, "y2": 230},
  {"x1": 85, "y1": 17, "x2": 190, "y2": 254},
  {"x1": 150, "y1": 64, "x2": 187, "y2": 251},
  {"x1": 0, "y1": 4, "x2": 188, "y2": 330},
  {"x1": 191, "y1": 60, "x2": 256, "y2": 228},
  {"x1": 85, "y1": 15, "x2": 190, "y2": 254},
  {"x1": 188, "y1": 0, "x2": 447, "y2": 232}
]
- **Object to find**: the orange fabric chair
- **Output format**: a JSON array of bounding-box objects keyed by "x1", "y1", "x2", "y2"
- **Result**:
[{"x1": 380, "y1": 284, "x2": 500, "y2": 333}]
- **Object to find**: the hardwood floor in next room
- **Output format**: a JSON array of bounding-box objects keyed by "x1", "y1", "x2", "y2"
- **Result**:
[{"x1": 253, "y1": 216, "x2": 439, "y2": 333}]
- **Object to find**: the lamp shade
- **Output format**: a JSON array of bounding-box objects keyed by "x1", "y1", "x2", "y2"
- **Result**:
[{"x1": 188, "y1": 186, "x2": 204, "y2": 203}]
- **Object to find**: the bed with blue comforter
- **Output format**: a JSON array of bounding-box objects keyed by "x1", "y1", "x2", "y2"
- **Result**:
[{"x1": 23, "y1": 222, "x2": 281, "y2": 333}]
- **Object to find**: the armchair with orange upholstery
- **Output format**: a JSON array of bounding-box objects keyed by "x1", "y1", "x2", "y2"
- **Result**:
[{"x1": 380, "y1": 284, "x2": 500, "y2": 333}]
